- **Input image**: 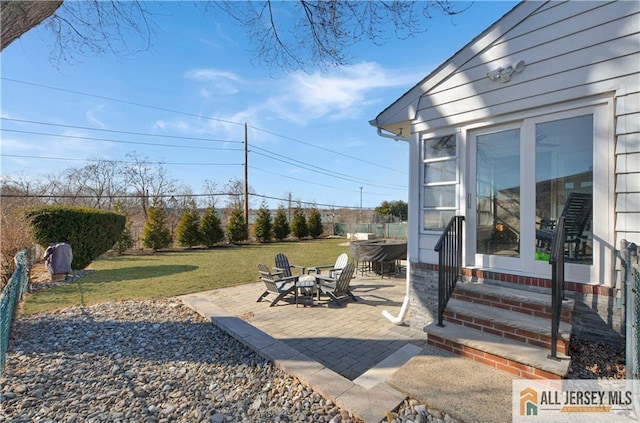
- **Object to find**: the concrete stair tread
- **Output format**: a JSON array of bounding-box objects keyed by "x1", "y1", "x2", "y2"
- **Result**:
[
  {"x1": 424, "y1": 322, "x2": 571, "y2": 377},
  {"x1": 456, "y1": 281, "x2": 574, "y2": 312},
  {"x1": 446, "y1": 298, "x2": 572, "y2": 341}
]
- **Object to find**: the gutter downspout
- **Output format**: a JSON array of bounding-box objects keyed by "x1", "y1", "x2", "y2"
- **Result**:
[
  {"x1": 382, "y1": 261, "x2": 412, "y2": 324},
  {"x1": 369, "y1": 119, "x2": 411, "y2": 325}
]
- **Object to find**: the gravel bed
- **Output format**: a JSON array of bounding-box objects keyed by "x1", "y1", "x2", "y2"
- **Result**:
[
  {"x1": 3, "y1": 269, "x2": 624, "y2": 422},
  {"x1": 0, "y1": 298, "x2": 455, "y2": 423}
]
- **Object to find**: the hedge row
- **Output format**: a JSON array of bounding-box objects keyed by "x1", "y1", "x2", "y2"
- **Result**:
[{"x1": 23, "y1": 206, "x2": 126, "y2": 269}]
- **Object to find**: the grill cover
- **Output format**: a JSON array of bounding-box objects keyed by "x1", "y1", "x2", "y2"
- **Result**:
[
  {"x1": 350, "y1": 240, "x2": 407, "y2": 262},
  {"x1": 44, "y1": 242, "x2": 73, "y2": 274}
]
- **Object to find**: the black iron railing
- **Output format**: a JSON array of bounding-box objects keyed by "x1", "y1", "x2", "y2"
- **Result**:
[
  {"x1": 435, "y1": 216, "x2": 465, "y2": 327},
  {"x1": 548, "y1": 216, "x2": 566, "y2": 360}
]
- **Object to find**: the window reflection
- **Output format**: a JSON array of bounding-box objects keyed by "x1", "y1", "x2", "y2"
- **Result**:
[
  {"x1": 535, "y1": 115, "x2": 593, "y2": 264},
  {"x1": 476, "y1": 129, "x2": 521, "y2": 257}
]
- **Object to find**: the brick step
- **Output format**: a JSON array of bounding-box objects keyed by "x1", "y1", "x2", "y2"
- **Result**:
[
  {"x1": 424, "y1": 322, "x2": 571, "y2": 379},
  {"x1": 452, "y1": 281, "x2": 574, "y2": 324},
  {"x1": 444, "y1": 298, "x2": 571, "y2": 355}
]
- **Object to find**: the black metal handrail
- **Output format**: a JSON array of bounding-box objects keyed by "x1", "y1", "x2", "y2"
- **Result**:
[
  {"x1": 435, "y1": 216, "x2": 465, "y2": 327},
  {"x1": 548, "y1": 216, "x2": 566, "y2": 360}
]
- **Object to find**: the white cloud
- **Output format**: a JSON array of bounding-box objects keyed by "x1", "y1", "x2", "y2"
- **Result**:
[
  {"x1": 185, "y1": 68, "x2": 243, "y2": 83},
  {"x1": 260, "y1": 61, "x2": 422, "y2": 125},
  {"x1": 184, "y1": 68, "x2": 243, "y2": 97},
  {"x1": 153, "y1": 120, "x2": 166, "y2": 131},
  {"x1": 157, "y1": 61, "x2": 421, "y2": 145},
  {"x1": 85, "y1": 108, "x2": 107, "y2": 129}
]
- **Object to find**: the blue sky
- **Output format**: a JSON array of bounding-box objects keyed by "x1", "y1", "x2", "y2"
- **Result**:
[{"x1": 1, "y1": 1, "x2": 518, "y2": 210}]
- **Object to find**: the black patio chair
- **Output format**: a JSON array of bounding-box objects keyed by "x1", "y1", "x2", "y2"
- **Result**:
[{"x1": 536, "y1": 192, "x2": 593, "y2": 258}]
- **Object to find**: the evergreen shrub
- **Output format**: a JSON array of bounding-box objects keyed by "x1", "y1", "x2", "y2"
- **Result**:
[{"x1": 24, "y1": 205, "x2": 125, "y2": 269}]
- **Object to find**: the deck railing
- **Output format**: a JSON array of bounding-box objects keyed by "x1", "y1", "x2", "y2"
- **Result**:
[
  {"x1": 548, "y1": 216, "x2": 566, "y2": 360},
  {"x1": 435, "y1": 216, "x2": 465, "y2": 327}
]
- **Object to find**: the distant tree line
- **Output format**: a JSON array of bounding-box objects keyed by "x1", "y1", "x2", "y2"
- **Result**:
[{"x1": 0, "y1": 155, "x2": 401, "y2": 276}]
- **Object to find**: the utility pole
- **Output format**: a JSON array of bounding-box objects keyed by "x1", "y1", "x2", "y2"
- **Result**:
[
  {"x1": 359, "y1": 186, "x2": 363, "y2": 222},
  {"x1": 244, "y1": 123, "x2": 249, "y2": 226}
]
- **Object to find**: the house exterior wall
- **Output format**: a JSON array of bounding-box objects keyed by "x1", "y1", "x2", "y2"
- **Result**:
[
  {"x1": 404, "y1": 1, "x2": 640, "y2": 270},
  {"x1": 377, "y1": 1, "x2": 640, "y2": 337}
]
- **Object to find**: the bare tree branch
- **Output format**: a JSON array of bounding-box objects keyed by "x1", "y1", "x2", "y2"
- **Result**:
[
  {"x1": 1, "y1": 0, "x2": 63, "y2": 51},
  {"x1": 214, "y1": 0, "x2": 468, "y2": 71},
  {"x1": 45, "y1": 0, "x2": 155, "y2": 67},
  {"x1": 2, "y1": 0, "x2": 469, "y2": 71}
]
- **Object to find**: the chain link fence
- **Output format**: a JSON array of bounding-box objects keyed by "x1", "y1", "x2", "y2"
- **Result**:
[
  {"x1": 0, "y1": 249, "x2": 31, "y2": 376},
  {"x1": 334, "y1": 223, "x2": 407, "y2": 239},
  {"x1": 622, "y1": 240, "x2": 639, "y2": 380}
]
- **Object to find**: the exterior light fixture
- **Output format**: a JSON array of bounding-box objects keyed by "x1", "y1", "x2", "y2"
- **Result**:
[{"x1": 487, "y1": 60, "x2": 526, "y2": 83}]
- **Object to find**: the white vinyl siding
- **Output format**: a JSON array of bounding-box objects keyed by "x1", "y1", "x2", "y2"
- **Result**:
[{"x1": 412, "y1": 2, "x2": 639, "y2": 131}]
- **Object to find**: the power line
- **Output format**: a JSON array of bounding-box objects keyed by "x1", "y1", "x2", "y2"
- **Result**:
[
  {"x1": 1, "y1": 129, "x2": 406, "y2": 190},
  {"x1": 1, "y1": 78, "x2": 245, "y2": 128},
  {"x1": 250, "y1": 193, "x2": 365, "y2": 209},
  {"x1": 0, "y1": 117, "x2": 243, "y2": 144},
  {"x1": 1, "y1": 129, "x2": 243, "y2": 151},
  {"x1": 251, "y1": 166, "x2": 402, "y2": 197},
  {"x1": 248, "y1": 124, "x2": 408, "y2": 175},
  {"x1": 2, "y1": 120, "x2": 403, "y2": 187},
  {"x1": 0, "y1": 191, "x2": 368, "y2": 210},
  {"x1": 250, "y1": 147, "x2": 406, "y2": 190},
  {"x1": 249, "y1": 165, "x2": 347, "y2": 191},
  {"x1": 2, "y1": 78, "x2": 406, "y2": 175},
  {"x1": 1, "y1": 154, "x2": 243, "y2": 167}
]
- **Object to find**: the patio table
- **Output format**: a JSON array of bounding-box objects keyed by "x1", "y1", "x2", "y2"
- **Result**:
[{"x1": 296, "y1": 275, "x2": 317, "y2": 307}]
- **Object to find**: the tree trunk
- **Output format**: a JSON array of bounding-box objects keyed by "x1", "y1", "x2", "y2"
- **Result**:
[{"x1": 1, "y1": 0, "x2": 63, "y2": 51}]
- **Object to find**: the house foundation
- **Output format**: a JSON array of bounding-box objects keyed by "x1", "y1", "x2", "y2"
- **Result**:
[{"x1": 408, "y1": 261, "x2": 623, "y2": 345}]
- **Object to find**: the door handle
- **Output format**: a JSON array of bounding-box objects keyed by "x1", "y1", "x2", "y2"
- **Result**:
[{"x1": 467, "y1": 194, "x2": 471, "y2": 209}]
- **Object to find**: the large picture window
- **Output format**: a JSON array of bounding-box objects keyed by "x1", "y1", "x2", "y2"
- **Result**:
[{"x1": 422, "y1": 134, "x2": 458, "y2": 231}]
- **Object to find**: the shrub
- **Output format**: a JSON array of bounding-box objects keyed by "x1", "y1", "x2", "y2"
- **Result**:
[
  {"x1": 24, "y1": 205, "x2": 126, "y2": 269},
  {"x1": 272, "y1": 206, "x2": 289, "y2": 241},
  {"x1": 200, "y1": 206, "x2": 224, "y2": 247},
  {"x1": 254, "y1": 201, "x2": 272, "y2": 242},
  {"x1": 1, "y1": 200, "x2": 34, "y2": 275},
  {"x1": 291, "y1": 206, "x2": 308, "y2": 239},
  {"x1": 112, "y1": 202, "x2": 135, "y2": 254},
  {"x1": 141, "y1": 200, "x2": 172, "y2": 251},
  {"x1": 307, "y1": 207, "x2": 323, "y2": 238},
  {"x1": 176, "y1": 202, "x2": 201, "y2": 248},
  {"x1": 226, "y1": 207, "x2": 248, "y2": 243}
]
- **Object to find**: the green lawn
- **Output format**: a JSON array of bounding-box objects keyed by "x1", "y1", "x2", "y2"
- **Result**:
[{"x1": 24, "y1": 239, "x2": 349, "y2": 315}]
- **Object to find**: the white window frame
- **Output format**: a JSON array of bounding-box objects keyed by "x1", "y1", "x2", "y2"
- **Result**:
[{"x1": 421, "y1": 134, "x2": 459, "y2": 233}]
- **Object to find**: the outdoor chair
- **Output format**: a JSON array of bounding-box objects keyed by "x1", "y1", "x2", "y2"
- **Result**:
[
  {"x1": 256, "y1": 263, "x2": 299, "y2": 307},
  {"x1": 307, "y1": 253, "x2": 349, "y2": 278},
  {"x1": 316, "y1": 261, "x2": 357, "y2": 306},
  {"x1": 535, "y1": 192, "x2": 593, "y2": 258},
  {"x1": 274, "y1": 253, "x2": 306, "y2": 277}
]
